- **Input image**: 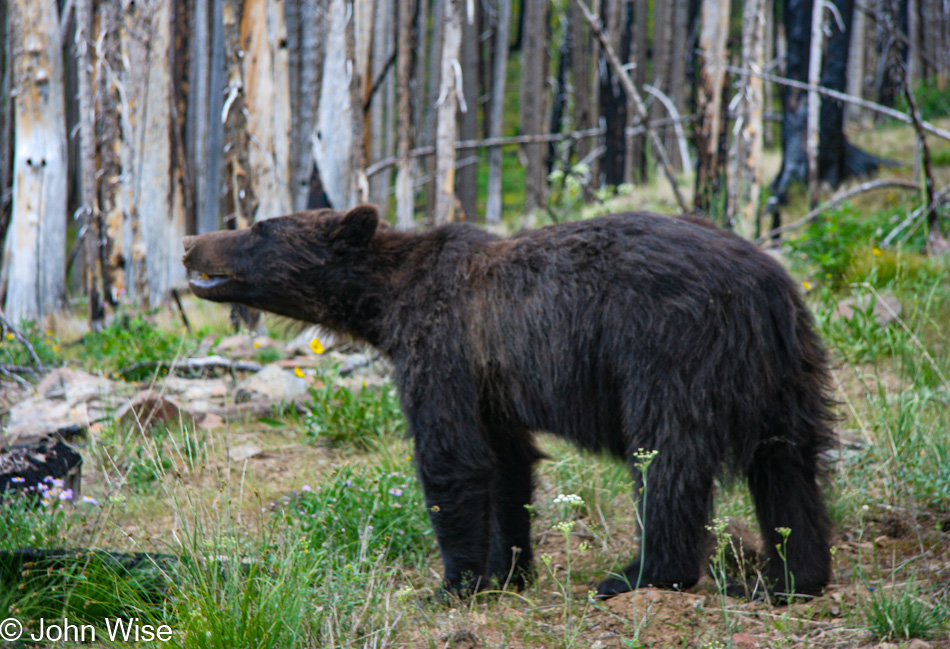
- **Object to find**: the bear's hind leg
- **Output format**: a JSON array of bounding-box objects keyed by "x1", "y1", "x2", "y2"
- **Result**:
[
  {"x1": 597, "y1": 450, "x2": 716, "y2": 598},
  {"x1": 486, "y1": 429, "x2": 539, "y2": 590},
  {"x1": 748, "y1": 439, "x2": 832, "y2": 598}
]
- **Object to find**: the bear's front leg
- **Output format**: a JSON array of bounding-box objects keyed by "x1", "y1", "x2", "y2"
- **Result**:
[{"x1": 417, "y1": 449, "x2": 494, "y2": 595}]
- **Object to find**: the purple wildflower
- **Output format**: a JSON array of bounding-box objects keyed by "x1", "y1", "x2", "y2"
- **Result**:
[
  {"x1": 388, "y1": 487, "x2": 403, "y2": 497},
  {"x1": 59, "y1": 488, "x2": 74, "y2": 501},
  {"x1": 10, "y1": 476, "x2": 25, "y2": 484}
]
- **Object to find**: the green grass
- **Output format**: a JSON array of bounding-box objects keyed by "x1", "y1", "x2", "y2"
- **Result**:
[{"x1": 863, "y1": 581, "x2": 948, "y2": 641}]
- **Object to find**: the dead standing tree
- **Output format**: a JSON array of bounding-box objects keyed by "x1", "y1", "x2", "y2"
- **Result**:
[
  {"x1": 3, "y1": 0, "x2": 68, "y2": 323},
  {"x1": 771, "y1": 0, "x2": 887, "y2": 213}
]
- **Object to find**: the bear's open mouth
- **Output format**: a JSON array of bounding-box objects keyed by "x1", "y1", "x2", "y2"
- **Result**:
[{"x1": 189, "y1": 273, "x2": 233, "y2": 290}]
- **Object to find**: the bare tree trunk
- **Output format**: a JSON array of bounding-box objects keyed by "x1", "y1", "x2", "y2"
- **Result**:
[
  {"x1": 668, "y1": 0, "x2": 690, "y2": 171},
  {"x1": 694, "y1": 0, "x2": 730, "y2": 218},
  {"x1": 457, "y1": 3, "x2": 479, "y2": 221},
  {"x1": 807, "y1": 0, "x2": 825, "y2": 209},
  {"x1": 729, "y1": 0, "x2": 767, "y2": 238},
  {"x1": 313, "y1": 0, "x2": 357, "y2": 210},
  {"x1": 3, "y1": 0, "x2": 67, "y2": 322},
  {"x1": 348, "y1": 0, "x2": 367, "y2": 206},
  {"x1": 241, "y1": 0, "x2": 292, "y2": 219},
  {"x1": 520, "y1": 0, "x2": 549, "y2": 214},
  {"x1": 120, "y1": 0, "x2": 185, "y2": 306},
  {"x1": 287, "y1": 0, "x2": 326, "y2": 212},
  {"x1": 847, "y1": 0, "x2": 867, "y2": 124},
  {"x1": 395, "y1": 0, "x2": 415, "y2": 229},
  {"x1": 76, "y1": 0, "x2": 104, "y2": 326},
  {"x1": 0, "y1": 0, "x2": 12, "y2": 238},
  {"x1": 221, "y1": 0, "x2": 255, "y2": 229},
  {"x1": 630, "y1": 0, "x2": 647, "y2": 183},
  {"x1": 369, "y1": 0, "x2": 390, "y2": 208},
  {"x1": 423, "y1": 0, "x2": 445, "y2": 220},
  {"x1": 570, "y1": 0, "x2": 594, "y2": 163},
  {"x1": 96, "y1": 0, "x2": 123, "y2": 305},
  {"x1": 434, "y1": 0, "x2": 462, "y2": 224},
  {"x1": 486, "y1": 0, "x2": 511, "y2": 225}
]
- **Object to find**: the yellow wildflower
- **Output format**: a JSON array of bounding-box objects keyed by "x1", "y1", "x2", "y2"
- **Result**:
[
  {"x1": 5, "y1": 332, "x2": 13, "y2": 341},
  {"x1": 310, "y1": 337, "x2": 324, "y2": 354},
  {"x1": 872, "y1": 247, "x2": 882, "y2": 256},
  {"x1": 294, "y1": 367, "x2": 305, "y2": 378},
  {"x1": 253, "y1": 341, "x2": 261, "y2": 348},
  {"x1": 802, "y1": 281, "x2": 812, "y2": 291}
]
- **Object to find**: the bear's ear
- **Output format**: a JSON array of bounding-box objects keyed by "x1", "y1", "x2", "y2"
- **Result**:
[{"x1": 337, "y1": 204, "x2": 380, "y2": 247}]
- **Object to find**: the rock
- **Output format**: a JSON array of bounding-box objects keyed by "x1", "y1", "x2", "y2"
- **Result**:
[
  {"x1": 36, "y1": 367, "x2": 115, "y2": 404},
  {"x1": 197, "y1": 413, "x2": 226, "y2": 430},
  {"x1": 228, "y1": 442, "x2": 263, "y2": 462},
  {"x1": 907, "y1": 639, "x2": 931, "y2": 649},
  {"x1": 4, "y1": 400, "x2": 93, "y2": 446},
  {"x1": 835, "y1": 293, "x2": 902, "y2": 328},
  {"x1": 115, "y1": 392, "x2": 199, "y2": 431},
  {"x1": 234, "y1": 364, "x2": 311, "y2": 403},
  {"x1": 215, "y1": 334, "x2": 280, "y2": 359},
  {"x1": 3, "y1": 368, "x2": 119, "y2": 445},
  {"x1": 340, "y1": 353, "x2": 371, "y2": 375},
  {"x1": 161, "y1": 377, "x2": 229, "y2": 403}
]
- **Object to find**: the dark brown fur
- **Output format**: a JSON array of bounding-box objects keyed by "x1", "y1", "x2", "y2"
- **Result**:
[{"x1": 182, "y1": 206, "x2": 836, "y2": 598}]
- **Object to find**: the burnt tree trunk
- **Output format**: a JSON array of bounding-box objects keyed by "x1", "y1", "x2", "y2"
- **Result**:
[
  {"x1": 771, "y1": 0, "x2": 887, "y2": 208},
  {"x1": 520, "y1": 0, "x2": 549, "y2": 214},
  {"x1": 485, "y1": 0, "x2": 511, "y2": 224},
  {"x1": 457, "y1": 3, "x2": 479, "y2": 222},
  {"x1": 598, "y1": 0, "x2": 629, "y2": 187}
]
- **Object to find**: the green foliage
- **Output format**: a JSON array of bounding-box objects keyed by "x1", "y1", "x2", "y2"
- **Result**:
[
  {"x1": 170, "y1": 533, "x2": 318, "y2": 649},
  {"x1": 863, "y1": 582, "x2": 947, "y2": 641},
  {"x1": 895, "y1": 76, "x2": 950, "y2": 121},
  {"x1": 282, "y1": 466, "x2": 430, "y2": 567},
  {"x1": 79, "y1": 314, "x2": 201, "y2": 381},
  {"x1": 304, "y1": 373, "x2": 405, "y2": 449},
  {"x1": 0, "y1": 321, "x2": 60, "y2": 368}
]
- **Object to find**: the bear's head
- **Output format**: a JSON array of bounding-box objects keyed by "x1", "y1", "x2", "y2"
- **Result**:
[{"x1": 182, "y1": 205, "x2": 381, "y2": 327}]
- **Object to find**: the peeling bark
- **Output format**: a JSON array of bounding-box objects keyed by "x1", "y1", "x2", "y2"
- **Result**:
[{"x1": 241, "y1": 0, "x2": 292, "y2": 219}]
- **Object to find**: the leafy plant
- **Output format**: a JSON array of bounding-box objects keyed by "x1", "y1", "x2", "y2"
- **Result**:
[
  {"x1": 78, "y1": 314, "x2": 200, "y2": 381},
  {"x1": 0, "y1": 321, "x2": 60, "y2": 368},
  {"x1": 282, "y1": 466, "x2": 430, "y2": 567},
  {"x1": 304, "y1": 372, "x2": 405, "y2": 449}
]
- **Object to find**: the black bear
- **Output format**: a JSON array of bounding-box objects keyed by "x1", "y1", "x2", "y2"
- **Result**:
[{"x1": 182, "y1": 206, "x2": 836, "y2": 598}]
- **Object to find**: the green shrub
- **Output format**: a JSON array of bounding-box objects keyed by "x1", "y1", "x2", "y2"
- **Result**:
[
  {"x1": 304, "y1": 373, "x2": 405, "y2": 450},
  {"x1": 79, "y1": 314, "x2": 200, "y2": 381},
  {"x1": 282, "y1": 466, "x2": 430, "y2": 567}
]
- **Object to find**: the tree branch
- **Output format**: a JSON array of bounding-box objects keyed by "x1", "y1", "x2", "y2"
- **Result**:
[
  {"x1": 754, "y1": 179, "x2": 921, "y2": 244},
  {"x1": 573, "y1": 0, "x2": 690, "y2": 213}
]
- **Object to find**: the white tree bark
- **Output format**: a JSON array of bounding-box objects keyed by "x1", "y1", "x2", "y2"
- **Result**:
[
  {"x1": 3, "y1": 0, "x2": 68, "y2": 322},
  {"x1": 434, "y1": 0, "x2": 462, "y2": 225},
  {"x1": 312, "y1": 0, "x2": 355, "y2": 210},
  {"x1": 729, "y1": 0, "x2": 766, "y2": 238},
  {"x1": 120, "y1": 0, "x2": 185, "y2": 306},
  {"x1": 395, "y1": 0, "x2": 415, "y2": 229}
]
